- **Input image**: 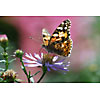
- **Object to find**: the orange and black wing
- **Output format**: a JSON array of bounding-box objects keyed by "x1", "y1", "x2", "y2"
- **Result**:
[
  {"x1": 49, "y1": 19, "x2": 73, "y2": 57},
  {"x1": 42, "y1": 28, "x2": 51, "y2": 47}
]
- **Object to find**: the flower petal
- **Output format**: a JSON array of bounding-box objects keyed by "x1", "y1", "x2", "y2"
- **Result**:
[
  {"x1": 45, "y1": 63, "x2": 57, "y2": 71},
  {"x1": 23, "y1": 59, "x2": 37, "y2": 63},
  {"x1": 55, "y1": 58, "x2": 65, "y2": 63},
  {"x1": 58, "y1": 67, "x2": 69, "y2": 71},
  {"x1": 34, "y1": 53, "x2": 41, "y2": 60},
  {"x1": 47, "y1": 67, "x2": 51, "y2": 71},
  {"x1": 63, "y1": 67, "x2": 68, "y2": 69},
  {"x1": 41, "y1": 53, "x2": 43, "y2": 59},
  {"x1": 68, "y1": 61, "x2": 70, "y2": 64},
  {"x1": 24, "y1": 63, "x2": 42, "y2": 67},
  {"x1": 52, "y1": 56, "x2": 58, "y2": 62},
  {"x1": 66, "y1": 64, "x2": 70, "y2": 67},
  {"x1": 25, "y1": 53, "x2": 37, "y2": 61},
  {"x1": 49, "y1": 66, "x2": 57, "y2": 71},
  {"x1": 54, "y1": 62, "x2": 63, "y2": 65},
  {"x1": 52, "y1": 64, "x2": 63, "y2": 68}
]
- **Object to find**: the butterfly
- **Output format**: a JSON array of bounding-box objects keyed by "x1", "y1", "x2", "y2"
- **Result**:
[{"x1": 42, "y1": 19, "x2": 73, "y2": 57}]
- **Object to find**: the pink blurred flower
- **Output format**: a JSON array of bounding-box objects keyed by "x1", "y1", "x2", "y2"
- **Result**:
[
  {"x1": 0, "y1": 34, "x2": 8, "y2": 42},
  {"x1": 0, "y1": 34, "x2": 8, "y2": 49}
]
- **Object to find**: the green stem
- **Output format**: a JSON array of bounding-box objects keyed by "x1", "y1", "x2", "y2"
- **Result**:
[
  {"x1": 4, "y1": 47, "x2": 6, "y2": 52},
  {"x1": 37, "y1": 72, "x2": 46, "y2": 83},
  {"x1": 3, "y1": 48, "x2": 9, "y2": 71},
  {"x1": 5, "y1": 56, "x2": 9, "y2": 71},
  {"x1": 20, "y1": 57, "x2": 30, "y2": 83},
  {"x1": 37, "y1": 66, "x2": 47, "y2": 83}
]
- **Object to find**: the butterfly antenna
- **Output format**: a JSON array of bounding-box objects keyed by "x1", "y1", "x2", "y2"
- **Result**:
[
  {"x1": 39, "y1": 38, "x2": 43, "y2": 42},
  {"x1": 29, "y1": 36, "x2": 43, "y2": 43}
]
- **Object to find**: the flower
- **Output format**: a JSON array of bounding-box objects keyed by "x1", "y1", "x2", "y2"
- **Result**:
[
  {"x1": 0, "y1": 69, "x2": 17, "y2": 83},
  {"x1": 0, "y1": 34, "x2": 8, "y2": 49},
  {"x1": 23, "y1": 53, "x2": 70, "y2": 72},
  {"x1": 0, "y1": 34, "x2": 8, "y2": 42}
]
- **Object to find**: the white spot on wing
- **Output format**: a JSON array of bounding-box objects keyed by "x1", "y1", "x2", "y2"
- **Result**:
[
  {"x1": 42, "y1": 28, "x2": 51, "y2": 36},
  {"x1": 42, "y1": 32, "x2": 48, "y2": 36},
  {"x1": 62, "y1": 22, "x2": 64, "y2": 24},
  {"x1": 62, "y1": 44, "x2": 64, "y2": 47},
  {"x1": 64, "y1": 27, "x2": 67, "y2": 30},
  {"x1": 53, "y1": 34, "x2": 58, "y2": 37},
  {"x1": 57, "y1": 27, "x2": 63, "y2": 30}
]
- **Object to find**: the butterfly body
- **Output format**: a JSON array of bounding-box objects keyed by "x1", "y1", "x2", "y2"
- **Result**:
[{"x1": 42, "y1": 19, "x2": 73, "y2": 57}]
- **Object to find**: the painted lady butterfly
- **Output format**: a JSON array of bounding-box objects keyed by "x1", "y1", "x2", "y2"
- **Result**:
[{"x1": 42, "y1": 19, "x2": 73, "y2": 57}]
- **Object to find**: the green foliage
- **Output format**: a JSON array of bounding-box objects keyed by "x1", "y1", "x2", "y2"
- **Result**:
[
  {"x1": 43, "y1": 64, "x2": 100, "y2": 83},
  {"x1": 0, "y1": 19, "x2": 19, "y2": 48}
]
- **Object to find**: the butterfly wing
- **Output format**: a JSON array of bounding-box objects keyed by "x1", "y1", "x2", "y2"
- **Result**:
[
  {"x1": 49, "y1": 19, "x2": 73, "y2": 57},
  {"x1": 50, "y1": 19, "x2": 71, "y2": 44},
  {"x1": 53, "y1": 38, "x2": 73, "y2": 57},
  {"x1": 42, "y1": 28, "x2": 51, "y2": 46}
]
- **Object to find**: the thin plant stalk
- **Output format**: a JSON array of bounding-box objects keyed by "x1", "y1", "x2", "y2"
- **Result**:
[
  {"x1": 20, "y1": 57, "x2": 30, "y2": 83},
  {"x1": 37, "y1": 66, "x2": 47, "y2": 83},
  {"x1": 3, "y1": 48, "x2": 9, "y2": 71}
]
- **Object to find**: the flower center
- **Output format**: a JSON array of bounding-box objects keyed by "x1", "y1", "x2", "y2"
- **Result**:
[{"x1": 42, "y1": 54, "x2": 54, "y2": 65}]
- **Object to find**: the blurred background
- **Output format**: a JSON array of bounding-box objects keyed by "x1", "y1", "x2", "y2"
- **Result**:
[{"x1": 0, "y1": 16, "x2": 100, "y2": 83}]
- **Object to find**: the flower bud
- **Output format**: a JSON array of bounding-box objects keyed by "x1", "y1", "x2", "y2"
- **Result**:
[
  {"x1": 14, "y1": 49, "x2": 24, "y2": 58},
  {"x1": 0, "y1": 34, "x2": 8, "y2": 49},
  {"x1": 1, "y1": 69, "x2": 17, "y2": 83},
  {"x1": 2, "y1": 52, "x2": 8, "y2": 58}
]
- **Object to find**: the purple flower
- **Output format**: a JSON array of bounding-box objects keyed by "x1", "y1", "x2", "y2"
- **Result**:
[{"x1": 23, "y1": 53, "x2": 70, "y2": 72}]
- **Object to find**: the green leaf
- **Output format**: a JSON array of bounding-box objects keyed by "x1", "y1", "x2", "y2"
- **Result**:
[
  {"x1": 6, "y1": 47, "x2": 14, "y2": 50},
  {"x1": 0, "y1": 60, "x2": 6, "y2": 63},
  {"x1": 31, "y1": 71, "x2": 40, "y2": 77},
  {"x1": 15, "y1": 79, "x2": 23, "y2": 83},
  {"x1": 0, "y1": 78, "x2": 3, "y2": 82},
  {"x1": 0, "y1": 68, "x2": 5, "y2": 71},
  {"x1": 30, "y1": 77, "x2": 34, "y2": 83},
  {"x1": 8, "y1": 58, "x2": 16, "y2": 63}
]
